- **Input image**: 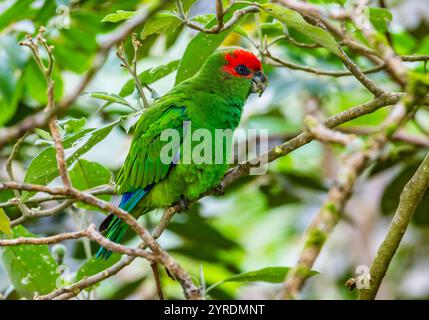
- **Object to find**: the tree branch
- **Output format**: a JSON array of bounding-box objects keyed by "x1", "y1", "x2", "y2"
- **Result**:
[
  {"x1": 35, "y1": 208, "x2": 177, "y2": 300},
  {"x1": 0, "y1": 182, "x2": 201, "y2": 300},
  {"x1": 279, "y1": 75, "x2": 429, "y2": 299},
  {"x1": 358, "y1": 151, "x2": 429, "y2": 299},
  {"x1": 304, "y1": 115, "x2": 359, "y2": 146}
]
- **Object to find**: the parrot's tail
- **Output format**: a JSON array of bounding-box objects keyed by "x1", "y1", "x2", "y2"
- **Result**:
[
  {"x1": 96, "y1": 215, "x2": 128, "y2": 260},
  {"x1": 95, "y1": 187, "x2": 152, "y2": 260}
]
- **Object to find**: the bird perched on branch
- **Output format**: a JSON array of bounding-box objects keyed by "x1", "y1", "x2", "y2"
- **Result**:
[{"x1": 97, "y1": 48, "x2": 268, "y2": 259}]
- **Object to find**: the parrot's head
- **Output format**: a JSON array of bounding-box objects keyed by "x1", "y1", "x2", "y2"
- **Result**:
[
  {"x1": 199, "y1": 48, "x2": 268, "y2": 99},
  {"x1": 221, "y1": 49, "x2": 267, "y2": 97}
]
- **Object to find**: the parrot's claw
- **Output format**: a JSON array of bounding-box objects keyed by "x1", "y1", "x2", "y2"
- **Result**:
[
  {"x1": 213, "y1": 182, "x2": 225, "y2": 196},
  {"x1": 178, "y1": 196, "x2": 190, "y2": 212}
]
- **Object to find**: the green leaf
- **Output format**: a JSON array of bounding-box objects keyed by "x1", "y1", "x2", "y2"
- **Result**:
[
  {"x1": 233, "y1": 25, "x2": 248, "y2": 37},
  {"x1": 69, "y1": 159, "x2": 113, "y2": 209},
  {"x1": 1, "y1": 225, "x2": 60, "y2": 298},
  {"x1": 52, "y1": 12, "x2": 101, "y2": 73},
  {"x1": 0, "y1": 37, "x2": 26, "y2": 126},
  {"x1": 140, "y1": 0, "x2": 196, "y2": 40},
  {"x1": 84, "y1": 92, "x2": 132, "y2": 107},
  {"x1": 191, "y1": 14, "x2": 215, "y2": 25},
  {"x1": 34, "y1": 129, "x2": 53, "y2": 142},
  {"x1": 141, "y1": 11, "x2": 180, "y2": 40},
  {"x1": 119, "y1": 60, "x2": 180, "y2": 97},
  {"x1": 261, "y1": 21, "x2": 285, "y2": 37},
  {"x1": 58, "y1": 117, "x2": 87, "y2": 137},
  {"x1": 24, "y1": 59, "x2": 63, "y2": 104},
  {"x1": 120, "y1": 110, "x2": 144, "y2": 133},
  {"x1": 368, "y1": 7, "x2": 392, "y2": 33},
  {"x1": 0, "y1": 208, "x2": 12, "y2": 236},
  {"x1": 207, "y1": 266, "x2": 318, "y2": 292},
  {"x1": 393, "y1": 31, "x2": 417, "y2": 56},
  {"x1": 0, "y1": 0, "x2": 34, "y2": 31},
  {"x1": 0, "y1": 190, "x2": 19, "y2": 218},
  {"x1": 22, "y1": 122, "x2": 117, "y2": 201},
  {"x1": 175, "y1": 18, "x2": 236, "y2": 85},
  {"x1": 75, "y1": 254, "x2": 121, "y2": 288},
  {"x1": 261, "y1": 4, "x2": 342, "y2": 57},
  {"x1": 101, "y1": 10, "x2": 136, "y2": 23}
]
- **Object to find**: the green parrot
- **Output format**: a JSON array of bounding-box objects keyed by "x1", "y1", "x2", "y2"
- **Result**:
[{"x1": 97, "y1": 48, "x2": 268, "y2": 259}]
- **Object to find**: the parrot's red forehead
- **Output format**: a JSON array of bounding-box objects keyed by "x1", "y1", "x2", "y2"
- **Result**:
[{"x1": 223, "y1": 49, "x2": 262, "y2": 77}]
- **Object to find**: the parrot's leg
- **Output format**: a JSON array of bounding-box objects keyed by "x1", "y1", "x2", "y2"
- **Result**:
[
  {"x1": 213, "y1": 181, "x2": 225, "y2": 196},
  {"x1": 178, "y1": 196, "x2": 190, "y2": 212},
  {"x1": 151, "y1": 262, "x2": 164, "y2": 300}
]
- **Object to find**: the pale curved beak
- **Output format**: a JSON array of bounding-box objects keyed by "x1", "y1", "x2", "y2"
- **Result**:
[{"x1": 251, "y1": 71, "x2": 268, "y2": 97}]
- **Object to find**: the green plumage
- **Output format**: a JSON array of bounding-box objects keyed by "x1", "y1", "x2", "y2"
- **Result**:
[{"x1": 97, "y1": 50, "x2": 260, "y2": 259}]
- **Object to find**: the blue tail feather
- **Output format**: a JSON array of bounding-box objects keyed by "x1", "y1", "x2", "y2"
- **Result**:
[{"x1": 96, "y1": 186, "x2": 153, "y2": 260}]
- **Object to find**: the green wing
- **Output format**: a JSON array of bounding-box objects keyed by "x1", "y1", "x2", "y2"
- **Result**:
[{"x1": 116, "y1": 104, "x2": 189, "y2": 194}]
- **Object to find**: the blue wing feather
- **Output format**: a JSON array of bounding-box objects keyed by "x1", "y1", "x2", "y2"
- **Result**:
[{"x1": 119, "y1": 185, "x2": 153, "y2": 212}]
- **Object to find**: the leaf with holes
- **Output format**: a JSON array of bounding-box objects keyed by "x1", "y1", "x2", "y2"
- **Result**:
[{"x1": 1, "y1": 225, "x2": 60, "y2": 298}]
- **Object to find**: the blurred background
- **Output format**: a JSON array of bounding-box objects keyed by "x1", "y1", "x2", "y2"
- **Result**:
[{"x1": 0, "y1": 0, "x2": 428, "y2": 300}]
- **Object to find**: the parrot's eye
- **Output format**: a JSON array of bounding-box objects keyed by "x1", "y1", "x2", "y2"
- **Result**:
[{"x1": 235, "y1": 64, "x2": 250, "y2": 76}]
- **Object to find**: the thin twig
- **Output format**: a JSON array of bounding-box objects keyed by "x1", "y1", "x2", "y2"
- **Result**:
[
  {"x1": 174, "y1": 0, "x2": 259, "y2": 34},
  {"x1": 21, "y1": 27, "x2": 72, "y2": 190},
  {"x1": 5, "y1": 132, "x2": 32, "y2": 218},
  {"x1": 116, "y1": 34, "x2": 149, "y2": 108},
  {"x1": 0, "y1": 184, "x2": 115, "y2": 209},
  {"x1": 265, "y1": 50, "x2": 386, "y2": 77}
]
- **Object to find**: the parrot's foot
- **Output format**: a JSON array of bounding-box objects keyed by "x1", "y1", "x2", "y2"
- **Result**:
[
  {"x1": 213, "y1": 182, "x2": 225, "y2": 196},
  {"x1": 178, "y1": 196, "x2": 190, "y2": 212}
]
